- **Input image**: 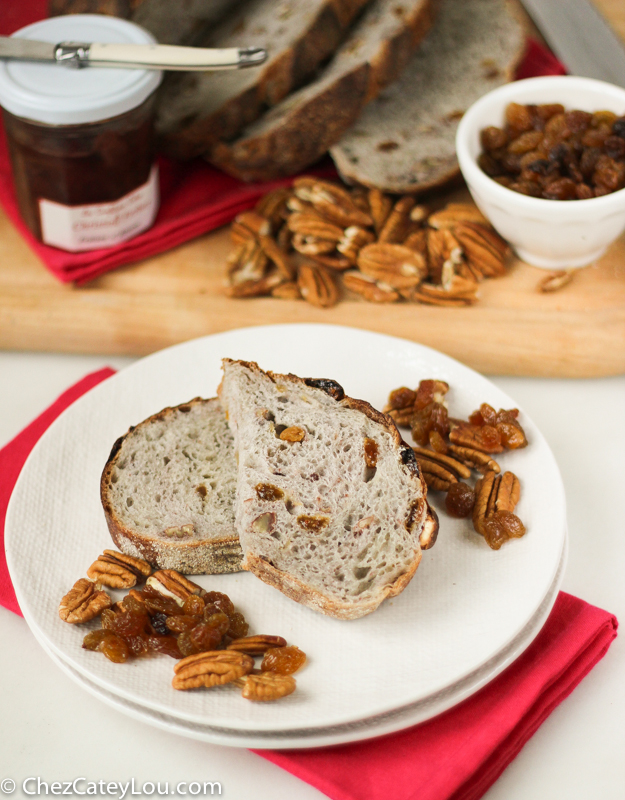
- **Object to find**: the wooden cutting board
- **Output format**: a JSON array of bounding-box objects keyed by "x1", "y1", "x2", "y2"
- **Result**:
[{"x1": 0, "y1": 0, "x2": 624, "y2": 378}]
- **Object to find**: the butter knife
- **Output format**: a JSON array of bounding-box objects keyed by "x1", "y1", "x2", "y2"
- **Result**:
[
  {"x1": 0, "y1": 36, "x2": 267, "y2": 71},
  {"x1": 520, "y1": 0, "x2": 625, "y2": 87}
]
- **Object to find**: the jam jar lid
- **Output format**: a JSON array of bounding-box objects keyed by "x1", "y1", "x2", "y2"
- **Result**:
[{"x1": 0, "y1": 14, "x2": 162, "y2": 125}]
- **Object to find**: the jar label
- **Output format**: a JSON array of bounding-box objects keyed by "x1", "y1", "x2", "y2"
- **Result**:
[{"x1": 38, "y1": 165, "x2": 159, "y2": 251}]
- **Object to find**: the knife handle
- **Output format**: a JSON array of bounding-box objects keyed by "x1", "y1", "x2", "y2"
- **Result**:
[{"x1": 83, "y1": 42, "x2": 266, "y2": 71}]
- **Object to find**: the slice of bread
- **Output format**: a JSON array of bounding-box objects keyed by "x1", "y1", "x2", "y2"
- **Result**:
[
  {"x1": 330, "y1": 0, "x2": 525, "y2": 193},
  {"x1": 101, "y1": 397, "x2": 243, "y2": 575},
  {"x1": 218, "y1": 359, "x2": 438, "y2": 620},
  {"x1": 156, "y1": 0, "x2": 370, "y2": 160},
  {"x1": 208, "y1": 0, "x2": 434, "y2": 182}
]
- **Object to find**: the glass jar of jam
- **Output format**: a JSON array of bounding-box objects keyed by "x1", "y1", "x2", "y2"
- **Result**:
[{"x1": 0, "y1": 15, "x2": 162, "y2": 252}]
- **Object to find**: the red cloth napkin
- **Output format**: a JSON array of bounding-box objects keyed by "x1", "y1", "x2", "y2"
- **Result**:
[
  {"x1": 0, "y1": 0, "x2": 566, "y2": 285},
  {"x1": 0, "y1": 369, "x2": 618, "y2": 800}
]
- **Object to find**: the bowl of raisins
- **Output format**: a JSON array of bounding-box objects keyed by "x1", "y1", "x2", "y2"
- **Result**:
[{"x1": 456, "y1": 76, "x2": 625, "y2": 269}]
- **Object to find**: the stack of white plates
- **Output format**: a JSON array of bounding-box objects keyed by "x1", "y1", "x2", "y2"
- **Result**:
[{"x1": 5, "y1": 326, "x2": 567, "y2": 749}]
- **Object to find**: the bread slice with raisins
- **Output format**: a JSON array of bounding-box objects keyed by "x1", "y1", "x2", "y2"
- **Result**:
[
  {"x1": 218, "y1": 359, "x2": 438, "y2": 620},
  {"x1": 101, "y1": 397, "x2": 242, "y2": 575},
  {"x1": 208, "y1": 0, "x2": 434, "y2": 181},
  {"x1": 156, "y1": 0, "x2": 370, "y2": 159},
  {"x1": 330, "y1": 0, "x2": 525, "y2": 192}
]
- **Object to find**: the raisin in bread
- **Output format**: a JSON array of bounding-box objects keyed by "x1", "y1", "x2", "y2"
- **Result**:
[
  {"x1": 208, "y1": 0, "x2": 434, "y2": 181},
  {"x1": 218, "y1": 360, "x2": 438, "y2": 620},
  {"x1": 330, "y1": 0, "x2": 525, "y2": 193},
  {"x1": 156, "y1": 0, "x2": 369, "y2": 159},
  {"x1": 101, "y1": 397, "x2": 242, "y2": 575}
]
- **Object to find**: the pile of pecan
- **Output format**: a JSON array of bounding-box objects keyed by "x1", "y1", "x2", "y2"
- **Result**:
[
  {"x1": 225, "y1": 177, "x2": 511, "y2": 308},
  {"x1": 384, "y1": 380, "x2": 528, "y2": 550},
  {"x1": 59, "y1": 552, "x2": 305, "y2": 702}
]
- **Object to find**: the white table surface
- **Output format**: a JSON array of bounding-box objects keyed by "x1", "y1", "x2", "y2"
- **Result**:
[{"x1": 0, "y1": 349, "x2": 623, "y2": 799}]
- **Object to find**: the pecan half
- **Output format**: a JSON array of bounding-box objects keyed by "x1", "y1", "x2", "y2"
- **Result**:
[
  {"x1": 447, "y1": 444, "x2": 500, "y2": 474},
  {"x1": 449, "y1": 422, "x2": 505, "y2": 453},
  {"x1": 403, "y1": 229, "x2": 428, "y2": 257},
  {"x1": 59, "y1": 578, "x2": 111, "y2": 624},
  {"x1": 233, "y1": 210, "x2": 272, "y2": 237},
  {"x1": 230, "y1": 220, "x2": 257, "y2": 246},
  {"x1": 337, "y1": 226, "x2": 376, "y2": 264},
  {"x1": 147, "y1": 570, "x2": 203, "y2": 606},
  {"x1": 227, "y1": 635, "x2": 287, "y2": 655},
  {"x1": 427, "y1": 203, "x2": 489, "y2": 230},
  {"x1": 539, "y1": 269, "x2": 575, "y2": 293},
  {"x1": 271, "y1": 281, "x2": 301, "y2": 300},
  {"x1": 307, "y1": 252, "x2": 352, "y2": 271},
  {"x1": 368, "y1": 188, "x2": 393, "y2": 233},
  {"x1": 227, "y1": 272, "x2": 283, "y2": 298},
  {"x1": 292, "y1": 233, "x2": 337, "y2": 256},
  {"x1": 240, "y1": 672, "x2": 296, "y2": 702},
  {"x1": 415, "y1": 456, "x2": 458, "y2": 491},
  {"x1": 306, "y1": 180, "x2": 373, "y2": 228},
  {"x1": 343, "y1": 271, "x2": 399, "y2": 303},
  {"x1": 258, "y1": 234, "x2": 294, "y2": 280},
  {"x1": 453, "y1": 223, "x2": 508, "y2": 278},
  {"x1": 357, "y1": 243, "x2": 426, "y2": 289},
  {"x1": 378, "y1": 196, "x2": 415, "y2": 243},
  {"x1": 172, "y1": 651, "x2": 254, "y2": 690},
  {"x1": 412, "y1": 447, "x2": 472, "y2": 479},
  {"x1": 287, "y1": 212, "x2": 344, "y2": 242},
  {"x1": 473, "y1": 471, "x2": 520, "y2": 535},
  {"x1": 228, "y1": 239, "x2": 268, "y2": 285},
  {"x1": 409, "y1": 291, "x2": 470, "y2": 307},
  {"x1": 297, "y1": 263, "x2": 339, "y2": 307},
  {"x1": 416, "y1": 276, "x2": 479, "y2": 304},
  {"x1": 86, "y1": 550, "x2": 151, "y2": 588},
  {"x1": 254, "y1": 187, "x2": 291, "y2": 230}
]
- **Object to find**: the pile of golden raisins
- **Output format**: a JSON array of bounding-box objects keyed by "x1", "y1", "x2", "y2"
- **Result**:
[
  {"x1": 479, "y1": 103, "x2": 625, "y2": 199},
  {"x1": 82, "y1": 586, "x2": 249, "y2": 664}
]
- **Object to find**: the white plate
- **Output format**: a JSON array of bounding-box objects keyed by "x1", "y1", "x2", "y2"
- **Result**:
[
  {"x1": 6, "y1": 325, "x2": 567, "y2": 743},
  {"x1": 38, "y1": 536, "x2": 567, "y2": 749}
]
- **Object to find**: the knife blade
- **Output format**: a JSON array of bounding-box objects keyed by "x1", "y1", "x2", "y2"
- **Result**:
[
  {"x1": 520, "y1": 0, "x2": 625, "y2": 88},
  {"x1": 0, "y1": 36, "x2": 267, "y2": 71}
]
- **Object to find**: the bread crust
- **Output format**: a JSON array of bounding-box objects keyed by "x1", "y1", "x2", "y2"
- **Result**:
[
  {"x1": 220, "y1": 359, "x2": 438, "y2": 618},
  {"x1": 157, "y1": 0, "x2": 369, "y2": 160},
  {"x1": 208, "y1": 0, "x2": 434, "y2": 182},
  {"x1": 100, "y1": 397, "x2": 243, "y2": 575}
]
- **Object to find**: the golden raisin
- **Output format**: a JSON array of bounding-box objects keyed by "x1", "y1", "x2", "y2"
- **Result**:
[
  {"x1": 483, "y1": 511, "x2": 526, "y2": 550},
  {"x1": 99, "y1": 633, "x2": 130, "y2": 663},
  {"x1": 445, "y1": 483, "x2": 475, "y2": 518},
  {"x1": 255, "y1": 483, "x2": 284, "y2": 501},
  {"x1": 364, "y1": 438, "x2": 379, "y2": 468},
  {"x1": 261, "y1": 645, "x2": 307, "y2": 675},
  {"x1": 227, "y1": 612, "x2": 249, "y2": 640},
  {"x1": 183, "y1": 594, "x2": 205, "y2": 616},
  {"x1": 203, "y1": 591, "x2": 235, "y2": 617},
  {"x1": 147, "y1": 635, "x2": 182, "y2": 658},
  {"x1": 165, "y1": 615, "x2": 198, "y2": 634},
  {"x1": 190, "y1": 622, "x2": 223, "y2": 652},
  {"x1": 387, "y1": 386, "x2": 416, "y2": 410}
]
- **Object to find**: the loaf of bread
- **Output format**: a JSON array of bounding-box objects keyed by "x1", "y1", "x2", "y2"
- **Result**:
[
  {"x1": 218, "y1": 359, "x2": 438, "y2": 619},
  {"x1": 330, "y1": 0, "x2": 525, "y2": 193},
  {"x1": 101, "y1": 397, "x2": 243, "y2": 575},
  {"x1": 208, "y1": 0, "x2": 434, "y2": 182},
  {"x1": 156, "y1": 0, "x2": 370, "y2": 159}
]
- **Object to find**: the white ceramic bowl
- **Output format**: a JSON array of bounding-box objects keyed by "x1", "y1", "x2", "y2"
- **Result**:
[{"x1": 456, "y1": 76, "x2": 625, "y2": 269}]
